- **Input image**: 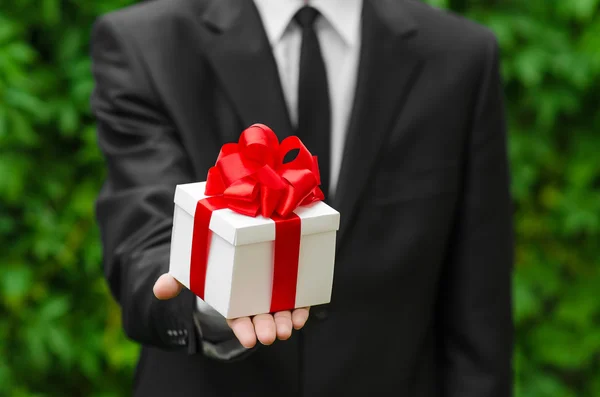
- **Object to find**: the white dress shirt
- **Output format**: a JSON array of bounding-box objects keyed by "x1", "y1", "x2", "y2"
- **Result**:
[
  {"x1": 196, "y1": 0, "x2": 363, "y2": 359},
  {"x1": 255, "y1": 0, "x2": 362, "y2": 196}
]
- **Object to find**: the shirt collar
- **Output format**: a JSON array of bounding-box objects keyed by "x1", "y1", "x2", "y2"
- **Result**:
[{"x1": 253, "y1": 0, "x2": 362, "y2": 47}]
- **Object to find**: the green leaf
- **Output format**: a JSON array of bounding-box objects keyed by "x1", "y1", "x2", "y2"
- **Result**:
[
  {"x1": 0, "y1": 265, "x2": 33, "y2": 304},
  {"x1": 0, "y1": 154, "x2": 32, "y2": 202},
  {"x1": 0, "y1": 106, "x2": 7, "y2": 139},
  {"x1": 24, "y1": 325, "x2": 50, "y2": 371},
  {"x1": 4, "y1": 42, "x2": 36, "y2": 64},
  {"x1": 513, "y1": 272, "x2": 541, "y2": 324},
  {"x1": 513, "y1": 48, "x2": 547, "y2": 87},
  {"x1": 8, "y1": 109, "x2": 39, "y2": 146},
  {"x1": 530, "y1": 324, "x2": 593, "y2": 369},
  {"x1": 58, "y1": 102, "x2": 79, "y2": 136},
  {"x1": 80, "y1": 349, "x2": 101, "y2": 379},
  {"x1": 4, "y1": 89, "x2": 47, "y2": 119},
  {"x1": 47, "y1": 326, "x2": 74, "y2": 365},
  {"x1": 40, "y1": 297, "x2": 70, "y2": 320},
  {"x1": 41, "y1": 0, "x2": 62, "y2": 25},
  {"x1": 526, "y1": 371, "x2": 576, "y2": 397}
]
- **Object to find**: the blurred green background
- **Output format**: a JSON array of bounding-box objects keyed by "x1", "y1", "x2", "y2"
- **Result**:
[{"x1": 0, "y1": 0, "x2": 599, "y2": 396}]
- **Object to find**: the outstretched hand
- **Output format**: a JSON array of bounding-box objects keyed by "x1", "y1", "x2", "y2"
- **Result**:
[{"x1": 153, "y1": 273, "x2": 310, "y2": 348}]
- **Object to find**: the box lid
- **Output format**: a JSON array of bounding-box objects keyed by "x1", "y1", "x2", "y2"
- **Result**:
[{"x1": 174, "y1": 182, "x2": 340, "y2": 246}]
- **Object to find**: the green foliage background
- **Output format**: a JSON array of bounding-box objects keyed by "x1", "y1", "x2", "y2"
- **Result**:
[{"x1": 0, "y1": 0, "x2": 598, "y2": 395}]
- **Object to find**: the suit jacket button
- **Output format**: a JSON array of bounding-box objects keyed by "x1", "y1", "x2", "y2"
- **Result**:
[{"x1": 313, "y1": 307, "x2": 329, "y2": 320}]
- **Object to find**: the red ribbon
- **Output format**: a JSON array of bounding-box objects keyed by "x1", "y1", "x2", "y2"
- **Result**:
[{"x1": 189, "y1": 124, "x2": 324, "y2": 313}]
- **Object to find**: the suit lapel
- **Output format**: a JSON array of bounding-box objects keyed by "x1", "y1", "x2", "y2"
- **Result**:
[
  {"x1": 200, "y1": 0, "x2": 294, "y2": 141},
  {"x1": 334, "y1": 0, "x2": 423, "y2": 246}
]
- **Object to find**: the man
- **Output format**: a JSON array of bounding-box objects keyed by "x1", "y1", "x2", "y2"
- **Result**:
[{"x1": 91, "y1": 0, "x2": 513, "y2": 395}]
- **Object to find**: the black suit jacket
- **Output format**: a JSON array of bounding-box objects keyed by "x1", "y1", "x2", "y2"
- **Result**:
[{"x1": 91, "y1": 0, "x2": 513, "y2": 396}]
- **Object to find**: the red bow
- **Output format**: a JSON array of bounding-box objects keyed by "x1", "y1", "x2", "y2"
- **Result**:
[{"x1": 205, "y1": 124, "x2": 325, "y2": 218}]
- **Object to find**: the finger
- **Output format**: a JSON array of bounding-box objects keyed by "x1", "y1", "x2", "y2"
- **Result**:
[
  {"x1": 292, "y1": 307, "x2": 310, "y2": 330},
  {"x1": 273, "y1": 311, "x2": 293, "y2": 341},
  {"x1": 153, "y1": 274, "x2": 183, "y2": 300},
  {"x1": 227, "y1": 317, "x2": 257, "y2": 349},
  {"x1": 252, "y1": 314, "x2": 277, "y2": 345}
]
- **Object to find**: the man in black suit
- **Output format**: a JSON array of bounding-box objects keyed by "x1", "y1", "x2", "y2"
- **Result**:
[{"x1": 91, "y1": 0, "x2": 513, "y2": 395}]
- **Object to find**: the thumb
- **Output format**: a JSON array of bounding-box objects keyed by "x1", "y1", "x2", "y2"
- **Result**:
[{"x1": 153, "y1": 273, "x2": 184, "y2": 300}]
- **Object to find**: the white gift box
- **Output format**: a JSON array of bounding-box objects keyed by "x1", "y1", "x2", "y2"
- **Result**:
[{"x1": 168, "y1": 182, "x2": 340, "y2": 319}]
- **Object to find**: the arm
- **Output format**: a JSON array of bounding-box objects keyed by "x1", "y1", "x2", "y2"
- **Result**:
[
  {"x1": 438, "y1": 35, "x2": 514, "y2": 397},
  {"x1": 91, "y1": 15, "x2": 200, "y2": 352}
]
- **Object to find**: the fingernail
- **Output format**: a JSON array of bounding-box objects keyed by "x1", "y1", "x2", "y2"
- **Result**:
[{"x1": 259, "y1": 336, "x2": 275, "y2": 346}]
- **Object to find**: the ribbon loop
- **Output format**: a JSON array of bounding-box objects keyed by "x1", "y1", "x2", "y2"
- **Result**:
[{"x1": 205, "y1": 124, "x2": 324, "y2": 218}]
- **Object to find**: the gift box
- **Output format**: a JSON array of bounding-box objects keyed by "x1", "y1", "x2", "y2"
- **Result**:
[{"x1": 168, "y1": 124, "x2": 340, "y2": 319}]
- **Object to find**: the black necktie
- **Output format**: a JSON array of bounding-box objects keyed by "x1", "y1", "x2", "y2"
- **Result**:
[{"x1": 294, "y1": 6, "x2": 331, "y2": 198}]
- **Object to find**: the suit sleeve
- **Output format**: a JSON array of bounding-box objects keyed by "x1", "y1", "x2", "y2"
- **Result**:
[
  {"x1": 90, "y1": 15, "x2": 200, "y2": 353},
  {"x1": 438, "y1": 35, "x2": 514, "y2": 397}
]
